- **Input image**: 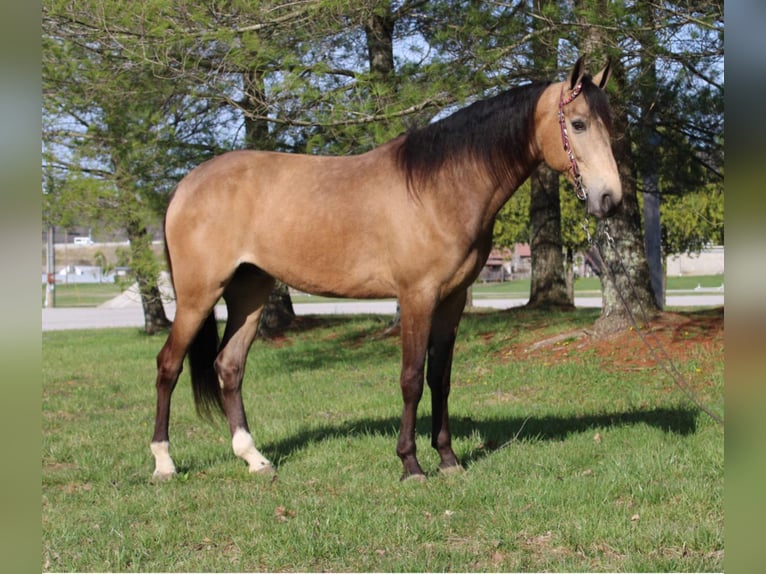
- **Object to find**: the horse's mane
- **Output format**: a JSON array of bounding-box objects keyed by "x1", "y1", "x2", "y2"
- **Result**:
[
  {"x1": 396, "y1": 80, "x2": 550, "y2": 197},
  {"x1": 396, "y1": 75, "x2": 612, "y2": 198}
]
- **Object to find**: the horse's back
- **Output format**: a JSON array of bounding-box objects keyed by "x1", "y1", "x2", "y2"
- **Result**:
[
  {"x1": 168, "y1": 148, "x2": 401, "y2": 220},
  {"x1": 165, "y1": 148, "x2": 411, "y2": 298}
]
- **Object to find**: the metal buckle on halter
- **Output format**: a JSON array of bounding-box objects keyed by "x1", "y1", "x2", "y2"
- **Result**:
[
  {"x1": 572, "y1": 173, "x2": 587, "y2": 201},
  {"x1": 558, "y1": 82, "x2": 587, "y2": 201}
]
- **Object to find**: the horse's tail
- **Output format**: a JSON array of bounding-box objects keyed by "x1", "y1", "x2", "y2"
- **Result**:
[{"x1": 188, "y1": 311, "x2": 225, "y2": 420}]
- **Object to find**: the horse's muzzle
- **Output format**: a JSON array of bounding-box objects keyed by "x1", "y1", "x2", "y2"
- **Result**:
[{"x1": 589, "y1": 189, "x2": 621, "y2": 218}]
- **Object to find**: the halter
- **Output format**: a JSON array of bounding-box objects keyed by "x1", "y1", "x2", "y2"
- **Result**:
[{"x1": 558, "y1": 82, "x2": 587, "y2": 200}]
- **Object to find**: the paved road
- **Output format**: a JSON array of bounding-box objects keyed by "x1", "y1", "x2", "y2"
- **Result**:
[{"x1": 42, "y1": 293, "x2": 724, "y2": 332}]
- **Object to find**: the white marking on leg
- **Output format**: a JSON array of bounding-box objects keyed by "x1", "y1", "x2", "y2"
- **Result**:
[
  {"x1": 232, "y1": 428, "x2": 273, "y2": 473},
  {"x1": 150, "y1": 441, "x2": 176, "y2": 480}
]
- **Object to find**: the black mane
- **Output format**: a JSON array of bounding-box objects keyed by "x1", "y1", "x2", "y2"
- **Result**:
[
  {"x1": 396, "y1": 81, "x2": 550, "y2": 196},
  {"x1": 396, "y1": 75, "x2": 613, "y2": 197}
]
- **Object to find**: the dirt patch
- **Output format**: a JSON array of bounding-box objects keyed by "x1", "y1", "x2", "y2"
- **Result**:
[{"x1": 497, "y1": 308, "x2": 724, "y2": 373}]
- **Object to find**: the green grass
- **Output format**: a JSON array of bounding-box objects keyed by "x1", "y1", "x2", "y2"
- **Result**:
[
  {"x1": 42, "y1": 282, "x2": 124, "y2": 307},
  {"x1": 662, "y1": 273, "x2": 725, "y2": 290},
  {"x1": 42, "y1": 309, "x2": 723, "y2": 572}
]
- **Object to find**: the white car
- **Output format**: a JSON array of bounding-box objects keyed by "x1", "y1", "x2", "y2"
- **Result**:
[{"x1": 73, "y1": 237, "x2": 94, "y2": 245}]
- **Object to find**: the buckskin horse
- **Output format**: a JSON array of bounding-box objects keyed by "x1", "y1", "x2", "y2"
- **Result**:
[{"x1": 151, "y1": 56, "x2": 622, "y2": 481}]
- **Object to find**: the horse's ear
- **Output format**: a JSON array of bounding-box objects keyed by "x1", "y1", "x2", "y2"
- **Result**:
[
  {"x1": 569, "y1": 55, "x2": 587, "y2": 90},
  {"x1": 592, "y1": 59, "x2": 613, "y2": 90}
]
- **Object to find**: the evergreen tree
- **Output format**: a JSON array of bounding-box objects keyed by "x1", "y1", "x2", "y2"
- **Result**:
[
  {"x1": 43, "y1": 4, "x2": 225, "y2": 332},
  {"x1": 43, "y1": 0, "x2": 723, "y2": 337}
]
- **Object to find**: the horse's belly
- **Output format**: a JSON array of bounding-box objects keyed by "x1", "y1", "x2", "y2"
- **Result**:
[
  {"x1": 278, "y1": 272, "x2": 396, "y2": 300},
  {"x1": 255, "y1": 251, "x2": 396, "y2": 300}
]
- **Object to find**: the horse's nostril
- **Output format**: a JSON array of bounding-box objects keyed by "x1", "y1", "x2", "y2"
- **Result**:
[{"x1": 601, "y1": 193, "x2": 614, "y2": 216}]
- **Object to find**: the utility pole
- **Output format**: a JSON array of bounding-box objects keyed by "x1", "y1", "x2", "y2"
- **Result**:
[
  {"x1": 639, "y1": 3, "x2": 664, "y2": 309},
  {"x1": 643, "y1": 131, "x2": 664, "y2": 309},
  {"x1": 45, "y1": 225, "x2": 56, "y2": 308}
]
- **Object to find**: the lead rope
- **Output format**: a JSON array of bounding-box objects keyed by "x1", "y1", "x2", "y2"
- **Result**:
[{"x1": 582, "y1": 218, "x2": 724, "y2": 426}]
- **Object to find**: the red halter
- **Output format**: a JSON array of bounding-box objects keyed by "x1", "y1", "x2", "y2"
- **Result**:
[{"x1": 558, "y1": 82, "x2": 587, "y2": 200}]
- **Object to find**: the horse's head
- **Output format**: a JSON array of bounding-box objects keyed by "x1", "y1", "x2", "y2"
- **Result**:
[{"x1": 536, "y1": 56, "x2": 623, "y2": 218}]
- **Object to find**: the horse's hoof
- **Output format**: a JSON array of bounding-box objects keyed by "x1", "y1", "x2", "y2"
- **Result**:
[
  {"x1": 151, "y1": 470, "x2": 176, "y2": 482},
  {"x1": 250, "y1": 463, "x2": 276, "y2": 478},
  {"x1": 438, "y1": 464, "x2": 465, "y2": 476},
  {"x1": 401, "y1": 472, "x2": 427, "y2": 483}
]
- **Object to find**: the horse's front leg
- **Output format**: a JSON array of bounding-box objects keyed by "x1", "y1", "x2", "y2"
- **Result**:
[
  {"x1": 427, "y1": 289, "x2": 467, "y2": 473},
  {"x1": 396, "y1": 295, "x2": 435, "y2": 481}
]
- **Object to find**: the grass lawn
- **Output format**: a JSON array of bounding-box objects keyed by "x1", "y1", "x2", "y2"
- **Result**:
[
  {"x1": 42, "y1": 282, "x2": 125, "y2": 307},
  {"x1": 42, "y1": 308, "x2": 723, "y2": 572}
]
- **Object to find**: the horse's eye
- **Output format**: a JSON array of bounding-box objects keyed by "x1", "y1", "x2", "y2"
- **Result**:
[{"x1": 571, "y1": 120, "x2": 586, "y2": 132}]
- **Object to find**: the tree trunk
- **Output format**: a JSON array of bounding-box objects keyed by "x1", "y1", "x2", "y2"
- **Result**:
[
  {"x1": 575, "y1": 0, "x2": 660, "y2": 334},
  {"x1": 638, "y1": 2, "x2": 664, "y2": 309},
  {"x1": 565, "y1": 246, "x2": 575, "y2": 303},
  {"x1": 527, "y1": 165, "x2": 574, "y2": 310},
  {"x1": 593, "y1": 214, "x2": 659, "y2": 334},
  {"x1": 242, "y1": 68, "x2": 272, "y2": 150},
  {"x1": 364, "y1": 4, "x2": 395, "y2": 79},
  {"x1": 138, "y1": 276, "x2": 171, "y2": 335},
  {"x1": 256, "y1": 280, "x2": 295, "y2": 338},
  {"x1": 642, "y1": 178, "x2": 663, "y2": 308},
  {"x1": 382, "y1": 302, "x2": 401, "y2": 337},
  {"x1": 592, "y1": 61, "x2": 660, "y2": 335},
  {"x1": 126, "y1": 220, "x2": 171, "y2": 335}
]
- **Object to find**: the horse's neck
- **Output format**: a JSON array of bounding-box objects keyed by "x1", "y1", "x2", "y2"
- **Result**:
[
  {"x1": 445, "y1": 156, "x2": 541, "y2": 235},
  {"x1": 421, "y1": 155, "x2": 539, "y2": 245}
]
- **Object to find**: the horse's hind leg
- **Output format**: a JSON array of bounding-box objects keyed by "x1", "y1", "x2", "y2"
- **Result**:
[
  {"x1": 215, "y1": 265, "x2": 276, "y2": 475},
  {"x1": 152, "y1": 304, "x2": 219, "y2": 481}
]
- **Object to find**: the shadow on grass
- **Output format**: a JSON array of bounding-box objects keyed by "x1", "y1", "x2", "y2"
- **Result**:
[
  {"x1": 247, "y1": 308, "x2": 599, "y2": 376},
  {"x1": 249, "y1": 314, "x2": 399, "y2": 374},
  {"x1": 184, "y1": 310, "x2": 708, "y2": 475},
  {"x1": 263, "y1": 406, "x2": 698, "y2": 471}
]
